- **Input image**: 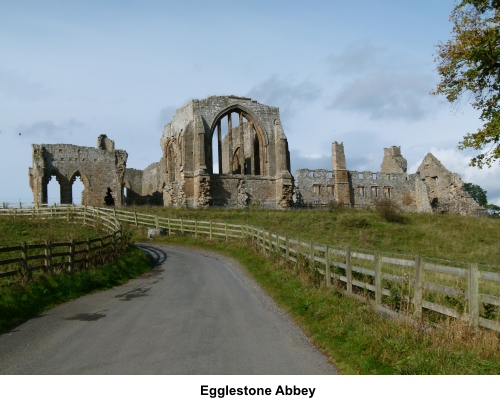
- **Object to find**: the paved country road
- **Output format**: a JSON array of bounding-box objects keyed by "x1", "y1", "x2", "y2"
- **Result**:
[{"x1": 0, "y1": 244, "x2": 337, "y2": 374}]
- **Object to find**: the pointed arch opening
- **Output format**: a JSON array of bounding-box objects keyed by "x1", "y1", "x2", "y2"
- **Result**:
[
  {"x1": 46, "y1": 174, "x2": 62, "y2": 205},
  {"x1": 69, "y1": 171, "x2": 89, "y2": 205},
  {"x1": 208, "y1": 106, "x2": 267, "y2": 176}
]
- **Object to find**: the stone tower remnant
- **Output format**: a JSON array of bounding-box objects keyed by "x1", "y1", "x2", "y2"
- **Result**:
[
  {"x1": 27, "y1": 95, "x2": 486, "y2": 216},
  {"x1": 295, "y1": 142, "x2": 486, "y2": 216}
]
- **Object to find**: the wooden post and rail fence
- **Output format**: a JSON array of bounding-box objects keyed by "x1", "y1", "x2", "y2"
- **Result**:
[
  {"x1": 0, "y1": 205, "x2": 124, "y2": 279},
  {"x1": 1, "y1": 205, "x2": 499, "y2": 332}
]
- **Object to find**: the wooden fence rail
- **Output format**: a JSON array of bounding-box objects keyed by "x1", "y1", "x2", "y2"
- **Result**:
[
  {"x1": 2, "y1": 205, "x2": 499, "y2": 332},
  {"x1": 0, "y1": 206, "x2": 124, "y2": 281},
  {"x1": 102, "y1": 207, "x2": 500, "y2": 332}
]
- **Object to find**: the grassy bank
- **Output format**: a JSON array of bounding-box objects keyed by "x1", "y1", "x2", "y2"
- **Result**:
[
  {"x1": 0, "y1": 216, "x2": 100, "y2": 246},
  {"x1": 145, "y1": 234, "x2": 500, "y2": 374},
  {"x1": 0, "y1": 245, "x2": 151, "y2": 333},
  {"x1": 121, "y1": 206, "x2": 500, "y2": 265}
]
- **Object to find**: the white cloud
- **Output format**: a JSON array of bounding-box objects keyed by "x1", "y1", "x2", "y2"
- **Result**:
[
  {"x1": 247, "y1": 76, "x2": 321, "y2": 125},
  {"x1": 329, "y1": 72, "x2": 437, "y2": 121},
  {"x1": 327, "y1": 40, "x2": 385, "y2": 75},
  {"x1": 17, "y1": 119, "x2": 85, "y2": 142}
]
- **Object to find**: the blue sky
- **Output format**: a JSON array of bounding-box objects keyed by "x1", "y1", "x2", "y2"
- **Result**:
[{"x1": 1, "y1": 0, "x2": 499, "y2": 205}]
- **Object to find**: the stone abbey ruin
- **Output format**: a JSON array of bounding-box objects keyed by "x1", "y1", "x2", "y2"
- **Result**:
[{"x1": 29, "y1": 95, "x2": 486, "y2": 216}]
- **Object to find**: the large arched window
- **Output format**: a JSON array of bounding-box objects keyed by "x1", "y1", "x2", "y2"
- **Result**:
[
  {"x1": 69, "y1": 171, "x2": 88, "y2": 205},
  {"x1": 208, "y1": 107, "x2": 266, "y2": 176}
]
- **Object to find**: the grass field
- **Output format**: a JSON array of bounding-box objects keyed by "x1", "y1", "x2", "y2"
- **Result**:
[
  {"x1": 1, "y1": 216, "x2": 100, "y2": 246},
  {"x1": 120, "y1": 206, "x2": 500, "y2": 266},
  {"x1": 1, "y1": 207, "x2": 499, "y2": 374}
]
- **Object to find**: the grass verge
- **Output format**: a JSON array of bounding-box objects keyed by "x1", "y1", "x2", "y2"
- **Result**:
[
  {"x1": 0, "y1": 245, "x2": 151, "y2": 333},
  {"x1": 145, "y1": 234, "x2": 500, "y2": 374},
  {"x1": 119, "y1": 206, "x2": 500, "y2": 266},
  {"x1": 0, "y1": 216, "x2": 101, "y2": 245}
]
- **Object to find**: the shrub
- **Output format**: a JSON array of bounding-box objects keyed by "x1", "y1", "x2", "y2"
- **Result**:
[{"x1": 375, "y1": 200, "x2": 407, "y2": 223}]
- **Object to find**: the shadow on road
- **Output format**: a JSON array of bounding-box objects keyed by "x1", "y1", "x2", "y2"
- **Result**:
[{"x1": 135, "y1": 243, "x2": 168, "y2": 267}]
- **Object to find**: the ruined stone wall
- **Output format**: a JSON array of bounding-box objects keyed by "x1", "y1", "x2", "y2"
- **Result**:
[
  {"x1": 141, "y1": 161, "x2": 165, "y2": 204},
  {"x1": 158, "y1": 95, "x2": 293, "y2": 208},
  {"x1": 381, "y1": 146, "x2": 407, "y2": 173},
  {"x1": 349, "y1": 171, "x2": 420, "y2": 211},
  {"x1": 29, "y1": 135, "x2": 127, "y2": 206},
  {"x1": 209, "y1": 176, "x2": 279, "y2": 208},
  {"x1": 294, "y1": 169, "x2": 336, "y2": 206},
  {"x1": 124, "y1": 168, "x2": 143, "y2": 203},
  {"x1": 295, "y1": 142, "x2": 481, "y2": 216},
  {"x1": 417, "y1": 153, "x2": 486, "y2": 216},
  {"x1": 123, "y1": 161, "x2": 166, "y2": 206}
]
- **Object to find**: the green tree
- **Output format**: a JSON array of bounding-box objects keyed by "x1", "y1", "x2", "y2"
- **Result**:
[
  {"x1": 487, "y1": 203, "x2": 500, "y2": 216},
  {"x1": 434, "y1": 0, "x2": 500, "y2": 168},
  {"x1": 463, "y1": 182, "x2": 488, "y2": 206}
]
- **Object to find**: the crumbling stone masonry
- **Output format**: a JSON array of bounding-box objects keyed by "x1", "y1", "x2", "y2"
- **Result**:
[
  {"x1": 30, "y1": 96, "x2": 293, "y2": 209},
  {"x1": 28, "y1": 95, "x2": 485, "y2": 216},
  {"x1": 29, "y1": 135, "x2": 127, "y2": 206},
  {"x1": 295, "y1": 142, "x2": 487, "y2": 216},
  {"x1": 151, "y1": 95, "x2": 294, "y2": 208}
]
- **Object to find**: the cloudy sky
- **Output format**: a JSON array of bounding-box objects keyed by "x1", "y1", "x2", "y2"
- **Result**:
[{"x1": 1, "y1": 0, "x2": 499, "y2": 206}]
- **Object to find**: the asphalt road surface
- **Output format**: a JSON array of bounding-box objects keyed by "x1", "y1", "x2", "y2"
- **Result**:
[{"x1": 0, "y1": 244, "x2": 337, "y2": 374}]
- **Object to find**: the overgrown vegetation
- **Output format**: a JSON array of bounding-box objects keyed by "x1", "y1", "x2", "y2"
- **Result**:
[{"x1": 141, "y1": 234, "x2": 500, "y2": 374}]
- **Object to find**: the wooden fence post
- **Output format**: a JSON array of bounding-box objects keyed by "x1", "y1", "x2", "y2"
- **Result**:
[
  {"x1": 100, "y1": 236, "x2": 104, "y2": 263},
  {"x1": 86, "y1": 238, "x2": 90, "y2": 269},
  {"x1": 374, "y1": 251, "x2": 381, "y2": 305},
  {"x1": 285, "y1": 235, "x2": 290, "y2": 259},
  {"x1": 181, "y1": 218, "x2": 184, "y2": 234},
  {"x1": 21, "y1": 241, "x2": 28, "y2": 277},
  {"x1": 209, "y1": 221, "x2": 212, "y2": 239},
  {"x1": 155, "y1": 215, "x2": 159, "y2": 229},
  {"x1": 225, "y1": 222, "x2": 228, "y2": 241},
  {"x1": 195, "y1": 221, "x2": 198, "y2": 238},
  {"x1": 346, "y1": 245, "x2": 352, "y2": 295},
  {"x1": 69, "y1": 239, "x2": 75, "y2": 273},
  {"x1": 134, "y1": 211, "x2": 138, "y2": 227},
  {"x1": 45, "y1": 240, "x2": 53, "y2": 272},
  {"x1": 168, "y1": 218, "x2": 171, "y2": 236},
  {"x1": 468, "y1": 263, "x2": 480, "y2": 329},
  {"x1": 413, "y1": 255, "x2": 423, "y2": 320},
  {"x1": 325, "y1": 244, "x2": 331, "y2": 288},
  {"x1": 310, "y1": 241, "x2": 314, "y2": 264}
]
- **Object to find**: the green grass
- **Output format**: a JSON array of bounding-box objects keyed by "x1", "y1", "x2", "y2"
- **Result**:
[
  {"x1": 0, "y1": 245, "x2": 151, "y2": 333},
  {"x1": 2, "y1": 208, "x2": 499, "y2": 374},
  {"x1": 0, "y1": 216, "x2": 100, "y2": 246},
  {"x1": 120, "y1": 206, "x2": 500, "y2": 265},
  {"x1": 144, "y1": 234, "x2": 500, "y2": 374}
]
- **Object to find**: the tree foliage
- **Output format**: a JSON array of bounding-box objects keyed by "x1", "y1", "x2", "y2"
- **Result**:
[
  {"x1": 487, "y1": 203, "x2": 500, "y2": 216},
  {"x1": 434, "y1": 0, "x2": 500, "y2": 167},
  {"x1": 463, "y1": 182, "x2": 488, "y2": 206}
]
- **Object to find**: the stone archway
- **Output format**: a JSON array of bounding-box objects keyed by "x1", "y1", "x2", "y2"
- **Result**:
[
  {"x1": 69, "y1": 170, "x2": 90, "y2": 205},
  {"x1": 208, "y1": 106, "x2": 268, "y2": 176}
]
